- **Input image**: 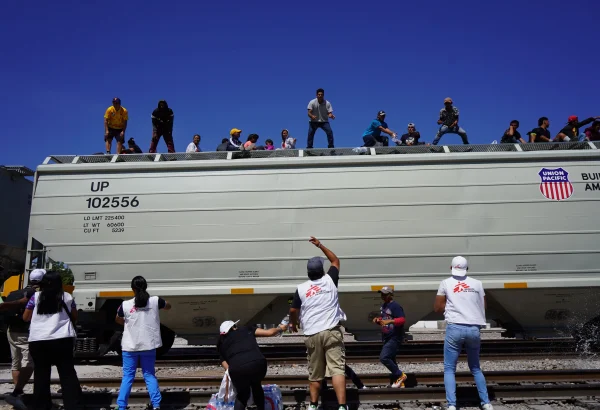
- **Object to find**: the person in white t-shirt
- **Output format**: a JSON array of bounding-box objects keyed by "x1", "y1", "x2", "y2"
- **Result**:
[
  {"x1": 434, "y1": 256, "x2": 493, "y2": 410},
  {"x1": 115, "y1": 276, "x2": 171, "y2": 410},
  {"x1": 185, "y1": 134, "x2": 202, "y2": 153},
  {"x1": 288, "y1": 237, "x2": 347, "y2": 410},
  {"x1": 23, "y1": 271, "x2": 81, "y2": 410}
]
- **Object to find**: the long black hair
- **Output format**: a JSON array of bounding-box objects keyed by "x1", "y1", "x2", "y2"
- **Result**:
[
  {"x1": 36, "y1": 271, "x2": 65, "y2": 315},
  {"x1": 131, "y1": 276, "x2": 150, "y2": 308}
]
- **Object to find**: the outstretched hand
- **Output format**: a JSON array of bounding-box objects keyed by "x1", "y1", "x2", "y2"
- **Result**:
[{"x1": 309, "y1": 236, "x2": 321, "y2": 247}]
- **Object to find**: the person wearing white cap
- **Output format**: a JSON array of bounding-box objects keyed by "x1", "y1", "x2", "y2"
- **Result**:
[
  {"x1": 217, "y1": 320, "x2": 287, "y2": 410},
  {"x1": 1, "y1": 268, "x2": 45, "y2": 410},
  {"x1": 372, "y1": 286, "x2": 407, "y2": 388},
  {"x1": 434, "y1": 256, "x2": 493, "y2": 410},
  {"x1": 432, "y1": 97, "x2": 469, "y2": 145},
  {"x1": 393, "y1": 123, "x2": 422, "y2": 146}
]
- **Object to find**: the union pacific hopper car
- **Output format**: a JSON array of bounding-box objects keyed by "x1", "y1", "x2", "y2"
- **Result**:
[{"x1": 17, "y1": 143, "x2": 600, "y2": 356}]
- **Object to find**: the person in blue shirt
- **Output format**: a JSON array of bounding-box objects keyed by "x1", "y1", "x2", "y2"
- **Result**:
[
  {"x1": 372, "y1": 286, "x2": 407, "y2": 388},
  {"x1": 362, "y1": 111, "x2": 397, "y2": 147}
]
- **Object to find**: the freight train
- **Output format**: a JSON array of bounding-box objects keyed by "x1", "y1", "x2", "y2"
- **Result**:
[{"x1": 11, "y1": 142, "x2": 600, "y2": 356}]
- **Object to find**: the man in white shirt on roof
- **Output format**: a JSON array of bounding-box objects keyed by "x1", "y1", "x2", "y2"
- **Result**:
[
  {"x1": 434, "y1": 256, "x2": 493, "y2": 410},
  {"x1": 185, "y1": 134, "x2": 202, "y2": 153},
  {"x1": 306, "y1": 88, "x2": 335, "y2": 149}
]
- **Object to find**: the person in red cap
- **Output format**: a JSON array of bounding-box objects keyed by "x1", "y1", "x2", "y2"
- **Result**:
[
  {"x1": 554, "y1": 115, "x2": 600, "y2": 142},
  {"x1": 584, "y1": 121, "x2": 600, "y2": 142}
]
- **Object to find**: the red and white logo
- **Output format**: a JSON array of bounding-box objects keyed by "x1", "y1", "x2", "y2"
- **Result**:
[
  {"x1": 539, "y1": 168, "x2": 573, "y2": 201},
  {"x1": 453, "y1": 282, "x2": 470, "y2": 293},
  {"x1": 305, "y1": 285, "x2": 321, "y2": 298}
]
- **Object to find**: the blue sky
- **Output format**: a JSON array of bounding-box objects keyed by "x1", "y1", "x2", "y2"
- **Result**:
[{"x1": 1, "y1": 0, "x2": 598, "y2": 170}]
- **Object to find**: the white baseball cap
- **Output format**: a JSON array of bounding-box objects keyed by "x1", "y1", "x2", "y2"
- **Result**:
[
  {"x1": 219, "y1": 320, "x2": 240, "y2": 335},
  {"x1": 451, "y1": 256, "x2": 468, "y2": 276},
  {"x1": 29, "y1": 269, "x2": 46, "y2": 282}
]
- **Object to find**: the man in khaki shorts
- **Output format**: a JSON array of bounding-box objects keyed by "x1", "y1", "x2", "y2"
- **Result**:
[
  {"x1": 0, "y1": 269, "x2": 45, "y2": 410},
  {"x1": 289, "y1": 237, "x2": 347, "y2": 410}
]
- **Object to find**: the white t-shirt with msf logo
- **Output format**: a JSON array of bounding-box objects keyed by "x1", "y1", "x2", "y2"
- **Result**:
[{"x1": 437, "y1": 276, "x2": 486, "y2": 326}]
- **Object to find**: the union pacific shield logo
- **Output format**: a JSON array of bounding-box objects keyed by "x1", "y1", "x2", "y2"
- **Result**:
[{"x1": 539, "y1": 168, "x2": 573, "y2": 201}]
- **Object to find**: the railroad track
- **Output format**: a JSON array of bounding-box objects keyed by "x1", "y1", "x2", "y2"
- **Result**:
[
  {"x1": 72, "y1": 338, "x2": 585, "y2": 366},
  {"x1": 3, "y1": 370, "x2": 600, "y2": 408}
]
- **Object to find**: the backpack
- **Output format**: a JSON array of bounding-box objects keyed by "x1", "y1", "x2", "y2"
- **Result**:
[{"x1": 2, "y1": 288, "x2": 34, "y2": 329}]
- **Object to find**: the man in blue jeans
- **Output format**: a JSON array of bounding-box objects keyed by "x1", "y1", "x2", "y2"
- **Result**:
[
  {"x1": 372, "y1": 286, "x2": 407, "y2": 388},
  {"x1": 306, "y1": 88, "x2": 335, "y2": 148},
  {"x1": 432, "y1": 97, "x2": 469, "y2": 145},
  {"x1": 434, "y1": 256, "x2": 493, "y2": 410}
]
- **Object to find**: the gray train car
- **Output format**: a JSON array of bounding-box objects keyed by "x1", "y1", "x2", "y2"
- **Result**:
[{"x1": 26, "y1": 143, "x2": 600, "y2": 355}]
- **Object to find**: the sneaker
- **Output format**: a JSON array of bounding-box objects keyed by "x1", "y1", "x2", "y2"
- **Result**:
[
  {"x1": 308, "y1": 405, "x2": 318, "y2": 410},
  {"x1": 482, "y1": 404, "x2": 494, "y2": 410},
  {"x1": 391, "y1": 372, "x2": 408, "y2": 388},
  {"x1": 447, "y1": 406, "x2": 456, "y2": 410},
  {"x1": 338, "y1": 406, "x2": 347, "y2": 410},
  {"x1": 4, "y1": 394, "x2": 28, "y2": 410}
]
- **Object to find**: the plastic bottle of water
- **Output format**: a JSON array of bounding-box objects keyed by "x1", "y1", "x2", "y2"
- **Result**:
[{"x1": 279, "y1": 316, "x2": 289, "y2": 337}]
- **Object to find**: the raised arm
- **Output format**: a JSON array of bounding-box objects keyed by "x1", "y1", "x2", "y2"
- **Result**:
[{"x1": 309, "y1": 236, "x2": 339, "y2": 269}]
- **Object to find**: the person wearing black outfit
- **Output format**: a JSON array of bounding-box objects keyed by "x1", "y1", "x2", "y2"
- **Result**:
[
  {"x1": 121, "y1": 138, "x2": 143, "y2": 154},
  {"x1": 1, "y1": 269, "x2": 46, "y2": 410},
  {"x1": 217, "y1": 320, "x2": 287, "y2": 410},
  {"x1": 500, "y1": 120, "x2": 526, "y2": 144},
  {"x1": 528, "y1": 117, "x2": 552, "y2": 143},
  {"x1": 150, "y1": 100, "x2": 175, "y2": 153},
  {"x1": 555, "y1": 115, "x2": 600, "y2": 142},
  {"x1": 23, "y1": 271, "x2": 81, "y2": 410},
  {"x1": 216, "y1": 138, "x2": 229, "y2": 151}
]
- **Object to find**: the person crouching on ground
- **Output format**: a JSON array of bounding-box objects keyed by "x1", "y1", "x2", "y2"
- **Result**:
[
  {"x1": 115, "y1": 276, "x2": 172, "y2": 410},
  {"x1": 373, "y1": 286, "x2": 407, "y2": 387},
  {"x1": 218, "y1": 320, "x2": 287, "y2": 410}
]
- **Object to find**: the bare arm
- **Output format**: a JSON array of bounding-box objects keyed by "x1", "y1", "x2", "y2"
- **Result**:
[
  {"x1": 433, "y1": 295, "x2": 446, "y2": 313},
  {"x1": 0, "y1": 297, "x2": 28, "y2": 312},
  {"x1": 309, "y1": 236, "x2": 339, "y2": 270},
  {"x1": 308, "y1": 109, "x2": 316, "y2": 121},
  {"x1": 104, "y1": 118, "x2": 109, "y2": 134},
  {"x1": 289, "y1": 307, "x2": 300, "y2": 332},
  {"x1": 221, "y1": 361, "x2": 229, "y2": 370},
  {"x1": 115, "y1": 315, "x2": 124, "y2": 325},
  {"x1": 162, "y1": 300, "x2": 172, "y2": 311},
  {"x1": 255, "y1": 324, "x2": 287, "y2": 337},
  {"x1": 378, "y1": 126, "x2": 396, "y2": 137},
  {"x1": 23, "y1": 309, "x2": 32, "y2": 322},
  {"x1": 122, "y1": 120, "x2": 128, "y2": 132}
]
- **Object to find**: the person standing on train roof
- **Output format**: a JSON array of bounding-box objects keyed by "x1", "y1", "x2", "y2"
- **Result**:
[
  {"x1": 115, "y1": 276, "x2": 172, "y2": 410},
  {"x1": 362, "y1": 111, "x2": 397, "y2": 147},
  {"x1": 217, "y1": 320, "x2": 287, "y2": 410},
  {"x1": 288, "y1": 237, "x2": 347, "y2": 410},
  {"x1": 149, "y1": 100, "x2": 175, "y2": 153},
  {"x1": 372, "y1": 286, "x2": 407, "y2": 388},
  {"x1": 433, "y1": 256, "x2": 493, "y2": 410},
  {"x1": 104, "y1": 97, "x2": 128, "y2": 154},
  {"x1": 306, "y1": 88, "x2": 335, "y2": 149},
  {"x1": 432, "y1": 97, "x2": 469, "y2": 145}
]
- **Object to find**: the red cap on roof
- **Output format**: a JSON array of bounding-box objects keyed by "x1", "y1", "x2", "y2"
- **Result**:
[{"x1": 568, "y1": 115, "x2": 578, "y2": 123}]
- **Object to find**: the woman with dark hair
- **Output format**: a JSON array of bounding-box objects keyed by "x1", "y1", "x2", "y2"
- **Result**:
[
  {"x1": 23, "y1": 270, "x2": 81, "y2": 410},
  {"x1": 217, "y1": 320, "x2": 287, "y2": 410},
  {"x1": 115, "y1": 276, "x2": 171, "y2": 410}
]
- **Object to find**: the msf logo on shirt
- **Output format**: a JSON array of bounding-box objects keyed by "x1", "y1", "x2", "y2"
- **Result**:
[
  {"x1": 305, "y1": 285, "x2": 322, "y2": 298},
  {"x1": 453, "y1": 282, "x2": 471, "y2": 293}
]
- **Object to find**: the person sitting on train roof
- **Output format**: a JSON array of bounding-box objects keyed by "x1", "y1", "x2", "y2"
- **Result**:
[
  {"x1": 584, "y1": 120, "x2": 600, "y2": 142},
  {"x1": 104, "y1": 97, "x2": 128, "y2": 155},
  {"x1": 362, "y1": 111, "x2": 396, "y2": 147},
  {"x1": 216, "y1": 138, "x2": 229, "y2": 151},
  {"x1": 554, "y1": 115, "x2": 600, "y2": 142},
  {"x1": 392, "y1": 123, "x2": 422, "y2": 146},
  {"x1": 186, "y1": 134, "x2": 202, "y2": 153},
  {"x1": 432, "y1": 97, "x2": 469, "y2": 145},
  {"x1": 228, "y1": 128, "x2": 244, "y2": 150},
  {"x1": 281, "y1": 129, "x2": 297, "y2": 149},
  {"x1": 527, "y1": 117, "x2": 552, "y2": 143},
  {"x1": 265, "y1": 139, "x2": 275, "y2": 150},
  {"x1": 149, "y1": 100, "x2": 176, "y2": 154},
  {"x1": 243, "y1": 134, "x2": 260, "y2": 150},
  {"x1": 500, "y1": 120, "x2": 526, "y2": 144},
  {"x1": 120, "y1": 138, "x2": 143, "y2": 154}
]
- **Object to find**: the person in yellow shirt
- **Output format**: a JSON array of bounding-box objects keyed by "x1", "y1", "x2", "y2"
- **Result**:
[{"x1": 104, "y1": 97, "x2": 128, "y2": 154}]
